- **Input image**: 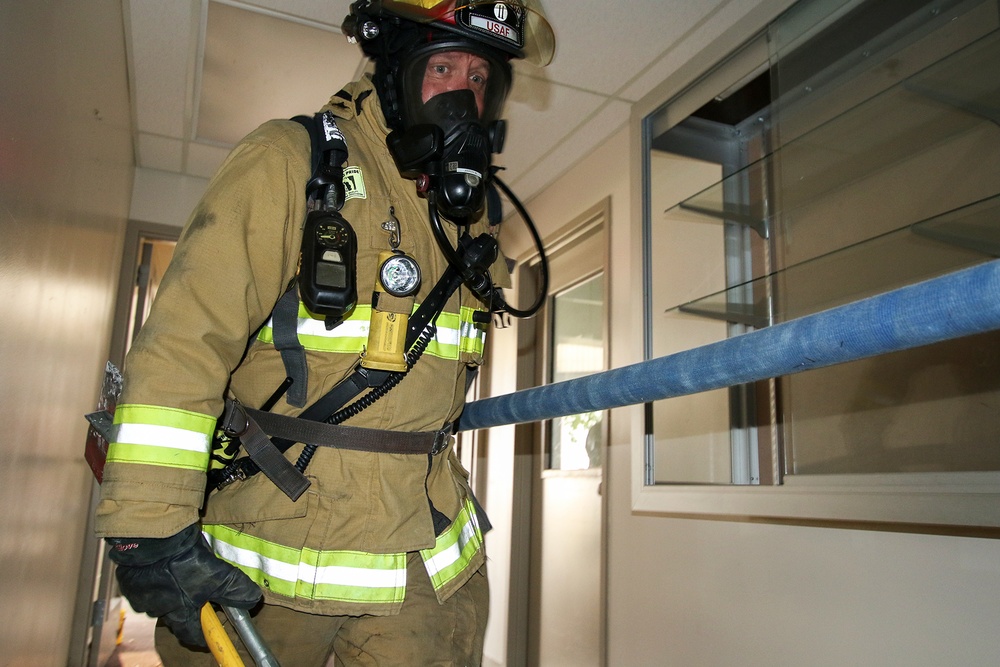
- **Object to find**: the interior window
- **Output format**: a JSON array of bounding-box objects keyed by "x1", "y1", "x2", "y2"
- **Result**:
[
  {"x1": 644, "y1": 0, "x2": 1000, "y2": 485},
  {"x1": 548, "y1": 273, "x2": 606, "y2": 471}
]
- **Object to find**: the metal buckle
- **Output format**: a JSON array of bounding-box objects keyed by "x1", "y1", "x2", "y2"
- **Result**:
[
  {"x1": 431, "y1": 424, "x2": 455, "y2": 455},
  {"x1": 221, "y1": 400, "x2": 250, "y2": 438},
  {"x1": 214, "y1": 460, "x2": 250, "y2": 490}
]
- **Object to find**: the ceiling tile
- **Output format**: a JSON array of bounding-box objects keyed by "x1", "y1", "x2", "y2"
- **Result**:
[
  {"x1": 236, "y1": 0, "x2": 352, "y2": 26},
  {"x1": 498, "y1": 78, "x2": 609, "y2": 181},
  {"x1": 127, "y1": 0, "x2": 197, "y2": 138},
  {"x1": 137, "y1": 133, "x2": 184, "y2": 172},
  {"x1": 511, "y1": 98, "x2": 632, "y2": 201},
  {"x1": 617, "y1": 0, "x2": 773, "y2": 102},
  {"x1": 532, "y1": 0, "x2": 728, "y2": 100},
  {"x1": 197, "y1": 1, "x2": 363, "y2": 146}
]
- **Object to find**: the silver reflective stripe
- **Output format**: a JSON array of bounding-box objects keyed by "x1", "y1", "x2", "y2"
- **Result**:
[
  {"x1": 115, "y1": 423, "x2": 211, "y2": 453},
  {"x1": 203, "y1": 525, "x2": 408, "y2": 604},
  {"x1": 423, "y1": 517, "x2": 478, "y2": 578}
]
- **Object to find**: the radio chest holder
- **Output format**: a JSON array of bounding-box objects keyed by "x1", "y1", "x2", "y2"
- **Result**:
[{"x1": 294, "y1": 111, "x2": 357, "y2": 329}]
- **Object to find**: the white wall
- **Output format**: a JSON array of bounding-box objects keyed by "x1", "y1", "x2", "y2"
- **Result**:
[
  {"x1": 481, "y1": 123, "x2": 632, "y2": 666},
  {"x1": 480, "y1": 0, "x2": 1000, "y2": 664},
  {"x1": 0, "y1": 2, "x2": 134, "y2": 665}
]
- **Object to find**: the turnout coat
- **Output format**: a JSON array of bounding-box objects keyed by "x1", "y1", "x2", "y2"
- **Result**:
[{"x1": 96, "y1": 75, "x2": 505, "y2": 616}]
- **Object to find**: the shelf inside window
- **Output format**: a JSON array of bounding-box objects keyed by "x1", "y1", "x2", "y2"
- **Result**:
[
  {"x1": 667, "y1": 193, "x2": 1000, "y2": 326},
  {"x1": 662, "y1": 29, "x2": 1000, "y2": 247}
]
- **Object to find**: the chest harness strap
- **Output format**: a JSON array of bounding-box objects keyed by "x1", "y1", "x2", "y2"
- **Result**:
[
  {"x1": 271, "y1": 111, "x2": 351, "y2": 408},
  {"x1": 208, "y1": 236, "x2": 492, "y2": 500},
  {"x1": 208, "y1": 110, "x2": 499, "y2": 500}
]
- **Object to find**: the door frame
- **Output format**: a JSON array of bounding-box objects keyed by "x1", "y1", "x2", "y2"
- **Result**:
[
  {"x1": 507, "y1": 199, "x2": 611, "y2": 666},
  {"x1": 71, "y1": 219, "x2": 180, "y2": 666}
]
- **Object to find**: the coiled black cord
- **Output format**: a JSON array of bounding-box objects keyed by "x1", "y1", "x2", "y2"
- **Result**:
[{"x1": 491, "y1": 175, "x2": 549, "y2": 319}]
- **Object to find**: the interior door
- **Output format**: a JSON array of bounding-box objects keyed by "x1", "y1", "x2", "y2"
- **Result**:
[
  {"x1": 76, "y1": 222, "x2": 178, "y2": 667},
  {"x1": 524, "y1": 211, "x2": 608, "y2": 667}
]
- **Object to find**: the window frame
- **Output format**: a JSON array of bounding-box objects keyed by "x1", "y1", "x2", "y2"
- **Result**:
[{"x1": 630, "y1": 0, "x2": 1000, "y2": 533}]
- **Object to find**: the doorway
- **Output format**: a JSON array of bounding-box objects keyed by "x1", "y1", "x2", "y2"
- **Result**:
[
  {"x1": 513, "y1": 201, "x2": 609, "y2": 666},
  {"x1": 75, "y1": 220, "x2": 178, "y2": 667}
]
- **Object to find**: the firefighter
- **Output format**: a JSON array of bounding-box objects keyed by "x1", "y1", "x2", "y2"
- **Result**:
[{"x1": 94, "y1": 1, "x2": 555, "y2": 665}]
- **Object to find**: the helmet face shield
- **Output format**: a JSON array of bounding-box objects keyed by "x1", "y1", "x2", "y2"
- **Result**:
[{"x1": 400, "y1": 42, "x2": 511, "y2": 128}]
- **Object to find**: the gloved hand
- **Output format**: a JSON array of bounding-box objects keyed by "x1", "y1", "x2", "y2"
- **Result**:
[{"x1": 107, "y1": 524, "x2": 262, "y2": 647}]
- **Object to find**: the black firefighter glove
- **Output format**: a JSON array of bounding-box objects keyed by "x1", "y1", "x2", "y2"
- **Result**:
[{"x1": 106, "y1": 523, "x2": 262, "y2": 647}]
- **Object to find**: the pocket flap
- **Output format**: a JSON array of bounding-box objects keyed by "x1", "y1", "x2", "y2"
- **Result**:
[{"x1": 202, "y1": 470, "x2": 309, "y2": 525}]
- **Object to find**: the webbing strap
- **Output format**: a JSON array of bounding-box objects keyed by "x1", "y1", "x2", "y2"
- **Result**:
[
  {"x1": 220, "y1": 400, "x2": 310, "y2": 501},
  {"x1": 287, "y1": 250, "x2": 469, "y2": 428},
  {"x1": 271, "y1": 288, "x2": 308, "y2": 407},
  {"x1": 272, "y1": 110, "x2": 350, "y2": 405},
  {"x1": 244, "y1": 406, "x2": 450, "y2": 456}
]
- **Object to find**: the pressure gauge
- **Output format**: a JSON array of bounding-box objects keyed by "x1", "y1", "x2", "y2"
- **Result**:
[{"x1": 379, "y1": 252, "x2": 421, "y2": 297}]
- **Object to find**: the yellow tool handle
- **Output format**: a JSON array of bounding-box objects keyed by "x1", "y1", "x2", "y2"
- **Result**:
[{"x1": 201, "y1": 603, "x2": 246, "y2": 667}]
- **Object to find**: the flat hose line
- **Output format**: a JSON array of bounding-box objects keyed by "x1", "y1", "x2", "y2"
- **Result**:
[{"x1": 458, "y1": 258, "x2": 1000, "y2": 432}]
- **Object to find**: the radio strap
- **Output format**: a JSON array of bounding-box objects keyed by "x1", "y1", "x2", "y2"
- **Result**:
[{"x1": 272, "y1": 111, "x2": 351, "y2": 407}]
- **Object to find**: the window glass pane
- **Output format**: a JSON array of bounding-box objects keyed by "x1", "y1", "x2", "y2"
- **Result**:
[
  {"x1": 770, "y1": 0, "x2": 1000, "y2": 476},
  {"x1": 644, "y1": 0, "x2": 1000, "y2": 484},
  {"x1": 548, "y1": 274, "x2": 605, "y2": 471}
]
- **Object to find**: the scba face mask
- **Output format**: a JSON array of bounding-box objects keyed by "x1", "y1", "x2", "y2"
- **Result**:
[{"x1": 387, "y1": 43, "x2": 510, "y2": 223}]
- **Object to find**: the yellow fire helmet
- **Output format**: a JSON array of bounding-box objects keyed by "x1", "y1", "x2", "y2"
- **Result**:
[
  {"x1": 346, "y1": 1, "x2": 555, "y2": 67},
  {"x1": 343, "y1": 1, "x2": 556, "y2": 130}
]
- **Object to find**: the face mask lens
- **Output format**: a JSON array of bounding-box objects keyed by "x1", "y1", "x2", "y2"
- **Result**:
[{"x1": 401, "y1": 46, "x2": 509, "y2": 129}]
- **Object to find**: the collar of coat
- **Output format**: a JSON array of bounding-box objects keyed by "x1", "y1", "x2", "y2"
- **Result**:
[{"x1": 321, "y1": 75, "x2": 386, "y2": 137}]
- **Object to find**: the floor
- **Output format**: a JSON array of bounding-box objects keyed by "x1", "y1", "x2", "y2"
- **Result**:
[{"x1": 104, "y1": 600, "x2": 162, "y2": 667}]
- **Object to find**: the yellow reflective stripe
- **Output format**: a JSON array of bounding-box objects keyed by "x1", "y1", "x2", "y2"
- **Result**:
[
  {"x1": 459, "y1": 306, "x2": 487, "y2": 356},
  {"x1": 420, "y1": 499, "x2": 484, "y2": 591},
  {"x1": 203, "y1": 525, "x2": 407, "y2": 605},
  {"x1": 425, "y1": 311, "x2": 461, "y2": 359},
  {"x1": 258, "y1": 305, "x2": 371, "y2": 352},
  {"x1": 106, "y1": 404, "x2": 214, "y2": 471},
  {"x1": 258, "y1": 303, "x2": 488, "y2": 360}
]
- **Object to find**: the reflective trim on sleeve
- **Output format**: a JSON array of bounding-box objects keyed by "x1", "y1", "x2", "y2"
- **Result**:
[
  {"x1": 203, "y1": 524, "x2": 407, "y2": 605},
  {"x1": 419, "y1": 499, "x2": 484, "y2": 591},
  {"x1": 257, "y1": 301, "x2": 489, "y2": 360},
  {"x1": 105, "y1": 404, "x2": 215, "y2": 471}
]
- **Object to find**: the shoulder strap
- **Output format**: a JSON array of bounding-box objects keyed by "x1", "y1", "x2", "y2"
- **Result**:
[
  {"x1": 291, "y1": 110, "x2": 349, "y2": 210},
  {"x1": 274, "y1": 111, "x2": 353, "y2": 406}
]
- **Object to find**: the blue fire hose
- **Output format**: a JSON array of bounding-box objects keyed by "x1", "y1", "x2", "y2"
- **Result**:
[{"x1": 458, "y1": 259, "x2": 1000, "y2": 432}]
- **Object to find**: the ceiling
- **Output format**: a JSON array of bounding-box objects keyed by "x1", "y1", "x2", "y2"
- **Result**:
[{"x1": 123, "y1": 0, "x2": 736, "y2": 202}]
